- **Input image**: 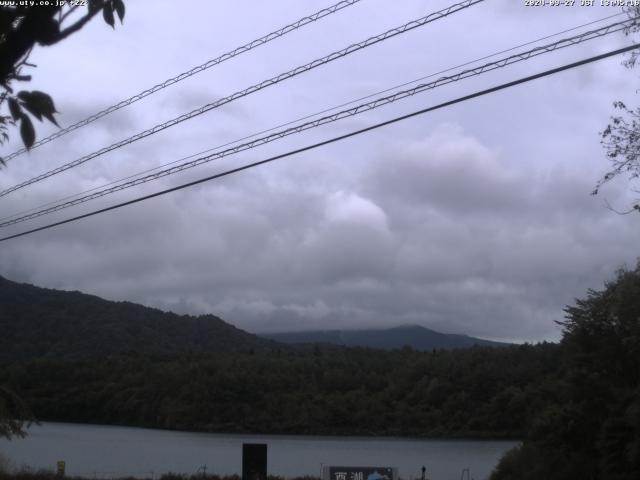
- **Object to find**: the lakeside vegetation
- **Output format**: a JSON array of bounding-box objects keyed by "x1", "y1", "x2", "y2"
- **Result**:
[
  {"x1": 0, "y1": 343, "x2": 559, "y2": 439},
  {"x1": 0, "y1": 469, "x2": 317, "y2": 480}
]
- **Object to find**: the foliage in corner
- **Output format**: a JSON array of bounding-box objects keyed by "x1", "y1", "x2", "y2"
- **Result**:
[
  {"x1": 491, "y1": 261, "x2": 640, "y2": 480},
  {"x1": 0, "y1": 0, "x2": 125, "y2": 165},
  {"x1": 0, "y1": 0, "x2": 125, "y2": 441},
  {"x1": 596, "y1": 6, "x2": 640, "y2": 212}
]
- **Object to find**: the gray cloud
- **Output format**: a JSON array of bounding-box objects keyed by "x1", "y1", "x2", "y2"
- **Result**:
[{"x1": 1, "y1": 0, "x2": 639, "y2": 343}]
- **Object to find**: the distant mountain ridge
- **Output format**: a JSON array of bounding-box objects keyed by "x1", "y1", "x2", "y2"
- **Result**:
[
  {"x1": 0, "y1": 275, "x2": 277, "y2": 359},
  {"x1": 261, "y1": 325, "x2": 511, "y2": 350},
  {"x1": 0, "y1": 275, "x2": 509, "y2": 360}
]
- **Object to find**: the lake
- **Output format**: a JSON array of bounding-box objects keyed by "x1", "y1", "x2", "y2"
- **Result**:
[{"x1": 0, "y1": 423, "x2": 517, "y2": 480}]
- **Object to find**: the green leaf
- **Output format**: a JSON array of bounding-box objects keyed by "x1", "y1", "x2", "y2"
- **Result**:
[
  {"x1": 30, "y1": 91, "x2": 58, "y2": 126},
  {"x1": 26, "y1": 91, "x2": 57, "y2": 113},
  {"x1": 17, "y1": 90, "x2": 59, "y2": 126},
  {"x1": 103, "y1": 3, "x2": 115, "y2": 28},
  {"x1": 114, "y1": 0, "x2": 125, "y2": 22},
  {"x1": 19, "y1": 114, "x2": 35, "y2": 150},
  {"x1": 8, "y1": 97, "x2": 21, "y2": 121},
  {"x1": 42, "y1": 110, "x2": 59, "y2": 127},
  {"x1": 21, "y1": 102, "x2": 43, "y2": 121}
]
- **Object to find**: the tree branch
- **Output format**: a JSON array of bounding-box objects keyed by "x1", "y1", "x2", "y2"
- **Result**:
[
  {"x1": 59, "y1": 5, "x2": 80, "y2": 25},
  {"x1": 54, "y1": 4, "x2": 104, "y2": 43},
  {"x1": 0, "y1": 7, "x2": 58, "y2": 84},
  {"x1": 604, "y1": 198, "x2": 636, "y2": 215}
]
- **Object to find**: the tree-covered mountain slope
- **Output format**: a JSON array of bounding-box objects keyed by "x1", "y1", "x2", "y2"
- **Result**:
[{"x1": 0, "y1": 276, "x2": 277, "y2": 359}]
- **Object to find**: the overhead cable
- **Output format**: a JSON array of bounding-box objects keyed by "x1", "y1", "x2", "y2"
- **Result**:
[
  {"x1": 1, "y1": 0, "x2": 363, "y2": 162},
  {"x1": 1, "y1": 10, "x2": 624, "y2": 225},
  {"x1": 0, "y1": 0, "x2": 485, "y2": 199},
  {"x1": 1, "y1": 42, "x2": 637, "y2": 243},
  {"x1": 0, "y1": 17, "x2": 633, "y2": 228}
]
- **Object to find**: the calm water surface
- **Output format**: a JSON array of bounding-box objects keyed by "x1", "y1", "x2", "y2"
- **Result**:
[{"x1": 0, "y1": 423, "x2": 517, "y2": 480}]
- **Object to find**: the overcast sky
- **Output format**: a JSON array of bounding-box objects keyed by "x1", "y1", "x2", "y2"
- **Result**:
[{"x1": 1, "y1": 0, "x2": 639, "y2": 342}]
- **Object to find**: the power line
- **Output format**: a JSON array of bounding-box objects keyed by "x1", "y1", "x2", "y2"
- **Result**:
[
  {"x1": 0, "y1": 0, "x2": 485, "y2": 199},
  {"x1": 1, "y1": 11, "x2": 625, "y2": 224},
  {"x1": 0, "y1": 16, "x2": 633, "y2": 228},
  {"x1": 1, "y1": 0, "x2": 364, "y2": 162},
  {"x1": 1, "y1": 42, "x2": 637, "y2": 243}
]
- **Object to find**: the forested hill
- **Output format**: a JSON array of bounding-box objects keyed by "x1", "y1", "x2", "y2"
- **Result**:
[
  {"x1": 0, "y1": 275, "x2": 277, "y2": 359},
  {"x1": 1, "y1": 344, "x2": 562, "y2": 438},
  {"x1": 261, "y1": 325, "x2": 510, "y2": 350}
]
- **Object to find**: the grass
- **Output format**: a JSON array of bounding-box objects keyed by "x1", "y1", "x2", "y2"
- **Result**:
[{"x1": 0, "y1": 470, "x2": 321, "y2": 480}]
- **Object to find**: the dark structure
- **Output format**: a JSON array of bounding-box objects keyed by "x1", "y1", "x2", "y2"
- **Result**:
[{"x1": 242, "y1": 443, "x2": 267, "y2": 480}]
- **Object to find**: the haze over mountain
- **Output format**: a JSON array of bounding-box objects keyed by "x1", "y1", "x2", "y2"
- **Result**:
[
  {"x1": 1, "y1": 275, "x2": 509, "y2": 360},
  {"x1": 0, "y1": 275, "x2": 277, "y2": 359},
  {"x1": 261, "y1": 325, "x2": 511, "y2": 351}
]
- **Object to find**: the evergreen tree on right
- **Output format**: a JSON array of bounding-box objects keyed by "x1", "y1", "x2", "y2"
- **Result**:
[{"x1": 492, "y1": 261, "x2": 640, "y2": 480}]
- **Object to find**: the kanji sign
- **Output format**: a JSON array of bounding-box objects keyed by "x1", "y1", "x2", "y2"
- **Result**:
[{"x1": 324, "y1": 466, "x2": 396, "y2": 480}]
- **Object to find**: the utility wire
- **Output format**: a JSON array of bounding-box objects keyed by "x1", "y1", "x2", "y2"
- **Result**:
[
  {"x1": 0, "y1": 17, "x2": 633, "y2": 228},
  {"x1": 2, "y1": 10, "x2": 625, "y2": 225},
  {"x1": 0, "y1": 0, "x2": 485, "y2": 199},
  {"x1": 4, "y1": 14, "x2": 626, "y2": 227},
  {"x1": 1, "y1": 0, "x2": 364, "y2": 162},
  {"x1": 1, "y1": 43, "x2": 637, "y2": 243},
  {"x1": 0, "y1": 10, "x2": 624, "y2": 225}
]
